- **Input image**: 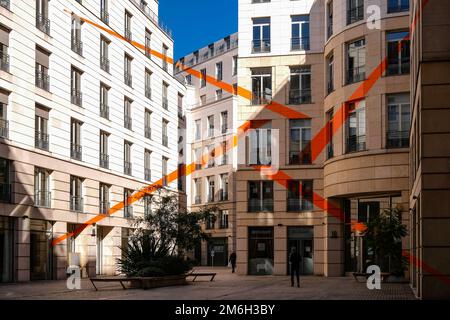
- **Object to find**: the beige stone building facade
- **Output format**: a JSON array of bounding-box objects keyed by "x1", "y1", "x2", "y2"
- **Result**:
[
  {"x1": 175, "y1": 33, "x2": 239, "y2": 267},
  {"x1": 409, "y1": 0, "x2": 450, "y2": 300},
  {"x1": 0, "y1": 0, "x2": 184, "y2": 282},
  {"x1": 235, "y1": 0, "x2": 412, "y2": 278}
]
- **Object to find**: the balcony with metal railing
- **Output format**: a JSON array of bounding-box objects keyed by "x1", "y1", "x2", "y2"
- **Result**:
[
  {"x1": 36, "y1": 70, "x2": 50, "y2": 91},
  {"x1": 124, "y1": 204, "x2": 133, "y2": 218},
  {"x1": 145, "y1": 87, "x2": 152, "y2": 99},
  {"x1": 291, "y1": 37, "x2": 310, "y2": 51},
  {"x1": 194, "y1": 195, "x2": 202, "y2": 205},
  {"x1": 124, "y1": 161, "x2": 132, "y2": 176},
  {"x1": 327, "y1": 80, "x2": 334, "y2": 94},
  {"x1": 219, "y1": 189, "x2": 228, "y2": 201},
  {"x1": 71, "y1": 143, "x2": 82, "y2": 160},
  {"x1": 387, "y1": 130, "x2": 409, "y2": 149},
  {"x1": 162, "y1": 97, "x2": 168, "y2": 110},
  {"x1": 162, "y1": 135, "x2": 168, "y2": 147},
  {"x1": 0, "y1": 52, "x2": 9, "y2": 72},
  {"x1": 248, "y1": 199, "x2": 274, "y2": 212},
  {"x1": 100, "y1": 200, "x2": 110, "y2": 214},
  {"x1": 289, "y1": 89, "x2": 312, "y2": 104},
  {"x1": 35, "y1": 131, "x2": 49, "y2": 151},
  {"x1": 124, "y1": 28, "x2": 132, "y2": 42},
  {"x1": 36, "y1": 14, "x2": 50, "y2": 35},
  {"x1": 144, "y1": 168, "x2": 151, "y2": 182},
  {"x1": 100, "y1": 153, "x2": 109, "y2": 169},
  {"x1": 100, "y1": 56, "x2": 110, "y2": 73},
  {"x1": 347, "y1": 66, "x2": 365, "y2": 84},
  {"x1": 130, "y1": 0, "x2": 173, "y2": 39},
  {"x1": 145, "y1": 126, "x2": 151, "y2": 139},
  {"x1": 71, "y1": 38, "x2": 83, "y2": 56},
  {"x1": 100, "y1": 103, "x2": 109, "y2": 119},
  {"x1": 124, "y1": 115, "x2": 132, "y2": 130},
  {"x1": 0, "y1": 0, "x2": 10, "y2": 10},
  {"x1": 207, "y1": 193, "x2": 215, "y2": 203},
  {"x1": 0, "y1": 119, "x2": 8, "y2": 139},
  {"x1": 287, "y1": 198, "x2": 313, "y2": 212},
  {"x1": 289, "y1": 150, "x2": 312, "y2": 165},
  {"x1": 347, "y1": 5, "x2": 364, "y2": 25},
  {"x1": 100, "y1": 9, "x2": 109, "y2": 24},
  {"x1": 346, "y1": 134, "x2": 366, "y2": 153},
  {"x1": 35, "y1": 190, "x2": 51, "y2": 208},
  {"x1": 252, "y1": 39, "x2": 271, "y2": 53},
  {"x1": 70, "y1": 196, "x2": 84, "y2": 212},
  {"x1": 221, "y1": 154, "x2": 228, "y2": 166},
  {"x1": 251, "y1": 94, "x2": 272, "y2": 106},
  {"x1": 0, "y1": 182, "x2": 11, "y2": 203},
  {"x1": 327, "y1": 23, "x2": 333, "y2": 39},
  {"x1": 124, "y1": 73, "x2": 133, "y2": 87},
  {"x1": 71, "y1": 90, "x2": 82, "y2": 107}
]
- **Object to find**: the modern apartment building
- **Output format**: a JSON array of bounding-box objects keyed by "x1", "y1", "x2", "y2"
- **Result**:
[
  {"x1": 0, "y1": 0, "x2": 184, "y2": 282},
  {"x1": 175, "y1": 33, "x2": 239, "y2": 267},
  {"x1": 236, "y1": 0, "x2": 412, "y2": 278},
  {"x1": 409, "y1": 0, "x2": 450, "y2": 299}
]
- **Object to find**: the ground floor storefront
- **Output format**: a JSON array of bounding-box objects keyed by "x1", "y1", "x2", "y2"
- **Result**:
[{"x1": 0, "y1": 215, "x2": 132, "y2": 283}]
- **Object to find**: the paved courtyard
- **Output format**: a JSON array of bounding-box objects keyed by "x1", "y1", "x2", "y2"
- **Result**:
[{"x1": 0, "y1": 267, "x2": 416, "y2": 300}]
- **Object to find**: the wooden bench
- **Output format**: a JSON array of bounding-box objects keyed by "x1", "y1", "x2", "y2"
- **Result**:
[
  {"x1": 352, "y1": 272, "x2": 391, "y2": 283},
  {"x1": 89, "y1": 277, "x2": 134, "y2": 291},
  {"x1": 186, "y1": 272, "x2": 217, "y2": 282}
]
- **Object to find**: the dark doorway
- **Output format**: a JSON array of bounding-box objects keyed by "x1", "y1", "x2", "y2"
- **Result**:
[
  {"x1": 248, "y1": 227, "x2": 274, "y2": 275},
  {"x1": 287, "y1": 227, "x2": 314, "y2": 275},
  {"x1": 30, "y1": 219, "x2": 54, "y2": 281},
  {"x1": 0, "y1": 217, "x2": 15, "y2": 283},
  {"x1": 207, "y1": 238, "x2": 228, "y2": 267}
]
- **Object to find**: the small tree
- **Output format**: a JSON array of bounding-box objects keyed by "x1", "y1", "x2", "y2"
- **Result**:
[
  {"x1": 117, "y1": 187, "x2": 217, "y2": 277},
  {"x1": 364, "y1": 208, "x2": 407, "y2": 276}
]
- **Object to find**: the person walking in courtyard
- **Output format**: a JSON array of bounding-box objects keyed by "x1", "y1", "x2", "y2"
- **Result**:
[
  {"x1": 289, "y1": 247, "x2": 301, "y2": 287},
  {"x1": 229, "y1": 251, "x2": 237, "y2": 273}
]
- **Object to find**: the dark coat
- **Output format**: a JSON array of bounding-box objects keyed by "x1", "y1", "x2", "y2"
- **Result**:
[
  {"x1": 289, "y1": 252, "x2": 301, "y2": 269},
  {"x1": 229, "y1": 252, "x2": 237, "y2": 264}
]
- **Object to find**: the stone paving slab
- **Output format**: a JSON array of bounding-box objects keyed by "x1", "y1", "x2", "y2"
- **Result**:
[{"x1": 0, "y1": 267, "x2": 416, "y2": 300}]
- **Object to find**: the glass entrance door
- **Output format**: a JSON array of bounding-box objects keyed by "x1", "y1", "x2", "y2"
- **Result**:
[
  {"x1": 207, "y1": 238, "x2": 227, "y2": 267},
  {"x1": 30, "y1": 220, "x2": 53, "y2": 280},
  {"x1": 96, "y1": 227, "x2": 104, "y2": 275},
  {"x1": 0, "y1": 217, "x2": 14, "y2": 283},
  {"x1": 248, "y1": 227, "x2": 274, "y2": 275},
  {"x1": 287, "y1": 227, "x2": 314, "y2": 275}
]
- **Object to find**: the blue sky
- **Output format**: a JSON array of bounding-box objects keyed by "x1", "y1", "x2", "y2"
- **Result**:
[{"x1": 159, "y1": 0, "x2": 238, "y2": 60}]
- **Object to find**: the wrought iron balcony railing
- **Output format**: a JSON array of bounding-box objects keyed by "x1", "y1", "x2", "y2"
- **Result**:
[
  {"x1": 346, "y1": 134, "x2": 366, "y2": 153},
  {"x1": 70, "y1": 196, "x2": 84, "y2": 212},
  {"x1": 162, "y1": 97, "x2": 168, "y2": 110},
  {"x1": 162, "y1": 135, "x2": 168, "y2": 147},
  {"x1": 145, "y1": 87, "x2": 152, "y2": 99},
  {"x1": 100, "y1": 10, "x2": 109, "y2": 24},
  {"x1": 248, "y1": 199, "x2": 274, "y2": 213},
  {"x1": 100, "y1": 200, "x2": 110, "y2": 214},
  {"x1": 124, "y1": 73, "x2": 133, "y2": 87},
  {"x1": 289, "y1": 89, "x2": 312, "y2": 104},
  {"x1": 124, "y1": 161, "x2": 132, "y2": 176},
  {"x1": 144, "y1": 168, "x2": 151, "y2": 182},
  {"x1": 194, "y1": 195, "x2": 202, "y2": 204},
  {"x1": 36, "y1": 70, "x2": 50, "y2": 91},
  {"x1": 100, "y1": 153, "x2": 109, "y2": 169},
  {"x1": 387, "y1": 130, "x2": 409, "y2": 149},
  {"x1": 124, "y1": 115, "x2": 132, "y2": 130},
  {"x1": 0, "y1": 119, "x2": 9, "y2": 139},
  {"x1": 291, "y1": 37, "x2": 310, "y2": 51},
  {"x1": 347, "y1": 66, "x2": 365, "y2": 84},
  {"x1": 219, "y1": 190, "x2": 228, "y2": 201},
  {"x1": 0, "y1": 0, "x2": 10, "y2": 10},
  {"x1": 145, "y1": 126, "x2": 151, "y2": 139},
  {"x1": 35, "y1": 191, "x2": 51, "y2": 208},
  {"x1": 100, "y1": 56, "x2": 110, "y2": 73},
  {"x1": 36, "y1": 14, "x2": 50, "y2": 35},
  {"x1": 35, "y1": 131, "x2": 49, "y2": 150},
  {"x1": 100, "y1": 103, "x2": 109, "y2": 119},
  {"x1": 252, "y1": 39, "x2": 271, "y2": 53},
  {"x1": 71, "y1": 90, "x2": 82, "y2": 107},
  {"x1": 71, "y1": 143, "x2": 82, "y2": 160},
  {"x1": 71, "y1": 38, "x2": 83, "y2": 55},
  {"x1": 0, "y1": 52, "x2": 9, "y2": 72}
]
